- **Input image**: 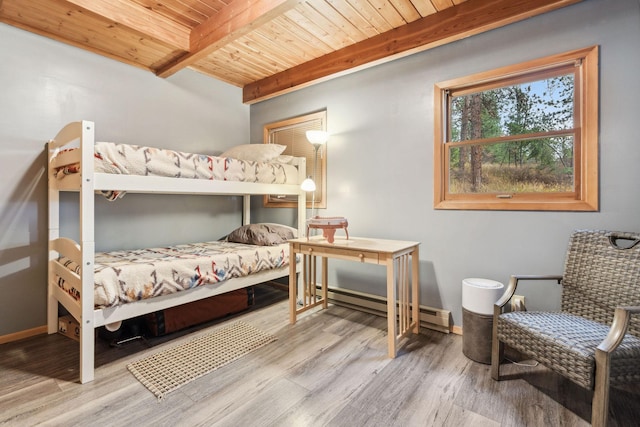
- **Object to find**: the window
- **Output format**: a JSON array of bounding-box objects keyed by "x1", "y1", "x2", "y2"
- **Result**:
[
  {"x1": 263, "y1": 110, "x2": 327, "y2": 208},
  {"x1": 434, "y1": 46, "x2": 598, "y2": 211}
]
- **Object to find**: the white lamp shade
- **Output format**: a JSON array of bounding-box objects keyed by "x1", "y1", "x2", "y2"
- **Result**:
[
  {"x1": 301, "y1": 178, "x2": 316, "y2": 192},
  {"x1": 306, "y1": 130, "x2": 329, "y2": 145}
]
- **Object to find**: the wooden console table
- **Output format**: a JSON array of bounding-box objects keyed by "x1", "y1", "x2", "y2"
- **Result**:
[{"x1": 288, "y1": 236, "x2": 420, "y2": 358}]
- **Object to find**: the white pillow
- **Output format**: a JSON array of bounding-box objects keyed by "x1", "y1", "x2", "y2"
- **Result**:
[{"x1": 221, "y1": 144, "x2": 286, "y2": 162}]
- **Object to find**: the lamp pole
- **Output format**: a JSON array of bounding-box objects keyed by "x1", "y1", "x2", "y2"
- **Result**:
[
  {"x1": 305, "y1": 130, "x2": 328, "y2": 224},
  {"x1": 311, "y1": 143, "x2": 321, "y2": 218}
]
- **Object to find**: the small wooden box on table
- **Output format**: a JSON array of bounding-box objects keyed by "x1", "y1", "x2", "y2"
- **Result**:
[{"x1": 288, "y1": 236, "x2": 420, "y2": 358}]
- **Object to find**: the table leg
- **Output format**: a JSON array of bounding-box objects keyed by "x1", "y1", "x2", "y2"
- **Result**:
[
  {"x1": 387, "y1": 256, "x2": 397, "y2": 358},
  {"x1": 289, "y1": 244, "x2": 298, "y2": 324},
  {"x1": 412, "y1": 246, "x2": 420, "y2": 334},
  {"x1": 290, "y1": 249, "x2": 329, "y2": 322},
  {"x1": 322, "y1": 257, "x2": 328, "y2": 309}
]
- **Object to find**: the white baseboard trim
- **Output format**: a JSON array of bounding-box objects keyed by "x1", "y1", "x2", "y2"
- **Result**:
[{"x1": 326, "y1": 286, "x2": 451, "y2": 334}]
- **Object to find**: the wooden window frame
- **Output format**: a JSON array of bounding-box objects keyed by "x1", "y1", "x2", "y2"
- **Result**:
[
  {"x1": 434, "y1": 46, "x2": 599, "y2": 211},
  {"x1": 263, "y1": 110, "x2": 327, "y2": 208}
]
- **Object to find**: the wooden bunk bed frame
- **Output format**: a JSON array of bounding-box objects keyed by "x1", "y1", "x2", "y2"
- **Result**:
[{"x1": 47, "y1": 120, "x2": 306, "y2": 383}]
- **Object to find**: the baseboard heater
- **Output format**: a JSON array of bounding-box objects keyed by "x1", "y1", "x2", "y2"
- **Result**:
[{"x1": 325, "y1": 286, "x2": 451, "y2": 334}]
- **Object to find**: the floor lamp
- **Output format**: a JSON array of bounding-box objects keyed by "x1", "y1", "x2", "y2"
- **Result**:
[{"x1": 299, "y1": 130, "x2": 328, "y2": 304}]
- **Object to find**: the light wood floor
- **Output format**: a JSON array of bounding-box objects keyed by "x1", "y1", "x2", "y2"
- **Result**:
[{"x1": 1, "y1": 284, "x2": 638, "y2": 427}]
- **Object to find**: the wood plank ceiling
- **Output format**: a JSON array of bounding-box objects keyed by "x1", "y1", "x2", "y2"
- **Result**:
[{"x1": 0, "y1": 0, "x2": 582, "y2": 104}]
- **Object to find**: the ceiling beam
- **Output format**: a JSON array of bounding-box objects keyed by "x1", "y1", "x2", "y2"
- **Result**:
[
  {"x1": 65, "y1": 0, "x2": 190, "y2": 51},
  {"x1": 243, "y1": 0, "x2": 582, "y2": 104},
  {"x1": 155, "y1": 0, "x2": 300, "y2": 78}
]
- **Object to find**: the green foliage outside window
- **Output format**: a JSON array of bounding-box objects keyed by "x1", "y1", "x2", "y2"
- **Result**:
[
  {"x1": 434, "y1": 46, "x2": 598, "y2": 211},
  {"x1": 448, "y1": 74, "x2": 575, "y2": 194}
]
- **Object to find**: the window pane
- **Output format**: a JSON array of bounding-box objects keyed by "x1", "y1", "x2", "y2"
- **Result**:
[
  {"x1": 263, "y1": 110, "x2": 327, "y2": 208},
  {"x1": 449, "y1": 74, "x2": 574, "y2": 142},
  {"x1": 448, "y1": 137, "x2": 574, "y2": 194},
  {"x1": 434, "y1": 46, "x2": 598, "y2": 211}
]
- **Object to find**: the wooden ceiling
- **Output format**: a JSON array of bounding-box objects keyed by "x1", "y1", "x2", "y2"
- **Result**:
[{"x1": 1, "y1": 0, "x2": 581, "y2": 104}]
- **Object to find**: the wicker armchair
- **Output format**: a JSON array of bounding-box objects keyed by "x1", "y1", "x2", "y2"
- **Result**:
[{"x1": 491, "y1": 230, "x2": 640, "y2": 427}]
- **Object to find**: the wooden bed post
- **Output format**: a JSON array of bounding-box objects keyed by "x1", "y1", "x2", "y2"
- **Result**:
[
  {"x1": 47, "y1": 140, "x2": 61, "y2": 335},
  {"x1": 79, "y1": 121, "x2": 96, "y2": 384},
  {"x1": 47, "y1": 121, "x2": 85, "y2": 335},
  {"x1": 243, "y1": 195, "x2": 251, "y2": 226}
]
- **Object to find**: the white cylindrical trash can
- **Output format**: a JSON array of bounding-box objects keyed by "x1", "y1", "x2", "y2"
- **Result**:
[{"x1": 462, "y1": 278, "x2": 504, "y2": 364}]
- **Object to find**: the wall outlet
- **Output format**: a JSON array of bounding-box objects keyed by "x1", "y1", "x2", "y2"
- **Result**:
[{"x1": 511, "y1": 295, "x2": 526, "y2": 311}]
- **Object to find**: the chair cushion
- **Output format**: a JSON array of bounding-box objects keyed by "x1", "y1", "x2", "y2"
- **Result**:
[{"x1": 497, "y1": 311, "x2": 640, "y2": 389}]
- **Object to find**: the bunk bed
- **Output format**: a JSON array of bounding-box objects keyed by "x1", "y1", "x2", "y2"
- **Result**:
[{"x1": 47, "y1": 120, "x2": 307, "y2": 384}]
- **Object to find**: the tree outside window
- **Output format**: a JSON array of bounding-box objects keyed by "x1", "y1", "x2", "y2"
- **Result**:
[{"x1": 434, "y1": 46, "x2": 598, "y2": 211}]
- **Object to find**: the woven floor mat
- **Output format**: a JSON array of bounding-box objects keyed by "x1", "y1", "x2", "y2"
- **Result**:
[{"x1": 127, "y1": 321, "x2": 276, "y2": 399}]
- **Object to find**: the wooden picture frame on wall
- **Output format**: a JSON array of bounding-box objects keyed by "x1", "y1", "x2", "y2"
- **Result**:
[{"x1": 263, "y1": 110, "x2": 327, "y2": 209}]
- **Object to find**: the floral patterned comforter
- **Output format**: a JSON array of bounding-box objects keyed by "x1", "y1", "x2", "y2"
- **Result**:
[{"x1": 57, "y1": 241, "x2": 289, "y2": 308}]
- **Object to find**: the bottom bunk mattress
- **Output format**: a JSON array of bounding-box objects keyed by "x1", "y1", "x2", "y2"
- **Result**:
[{"x1": 57, "y1": 241, "x2": 289, "y2": 308}]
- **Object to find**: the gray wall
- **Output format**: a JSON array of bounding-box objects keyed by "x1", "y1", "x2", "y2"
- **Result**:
[
  {"x1": 251, "y1": 0, "x2": 640, "y2": 327},
  {"x1": 2, "y1": 0, "x2": 639, "y2": 337},
  {"x1": 0, "y1": 24, "x2": 249, "y2": 335}
]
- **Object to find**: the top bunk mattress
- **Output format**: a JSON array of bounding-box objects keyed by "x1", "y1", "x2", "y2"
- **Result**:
[{"x1": 54, "y1": 142, "x2": 298, "y2": 200}]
